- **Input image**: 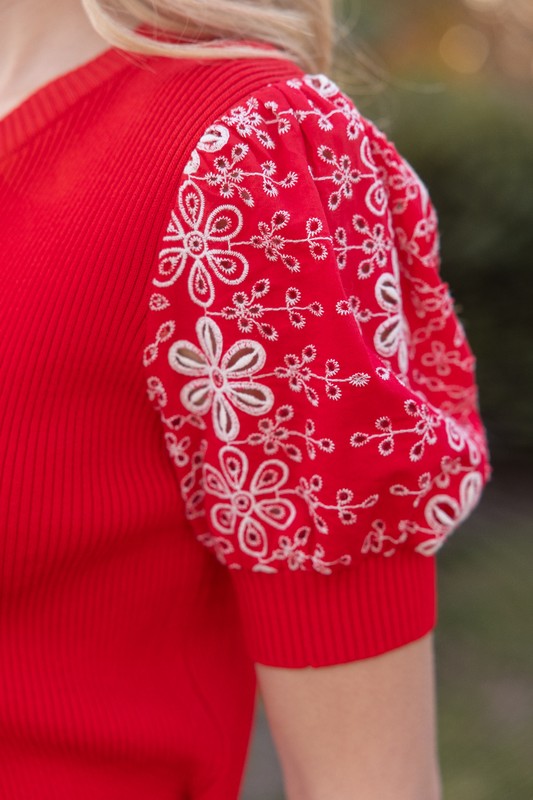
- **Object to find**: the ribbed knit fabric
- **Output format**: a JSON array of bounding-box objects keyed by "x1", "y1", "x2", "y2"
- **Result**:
[
  {"x1": 0, "y1": 42, "x2": 491, "y2": 798},
  {"x1": 0, "y1": 46, "x2": 306, "y2": 800}
]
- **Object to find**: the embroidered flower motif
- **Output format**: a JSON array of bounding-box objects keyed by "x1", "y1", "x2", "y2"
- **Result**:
[
  {"x1": 168, "y1": 317, "x2": 274, "y2": 441},
  {"x1": 270, "y1": 527, "x2": 352, "y2": 574},
  {"x1": 250, "y1": 211, "x2": 298, "y2": 269},
  {"x1": 248, "y1": 413, "x2": 297, "y2": 459},
  {"x1": 142, "y1": 73, "x2": 490, "y2": 575},
  {"x1": 222, "y1": 96, "x2": 275, "y2": 148},
  {"x1": 352, "y1": 215, "x2": 393, "y2": 278},
  {"x1": 196, "y1": 123, "x2": 231, "y2": 153},
  {"x1": 149, "y1": 292, "x2": 171, "y2": 311},
  {"x1": 361, "y1": 519, "x2": 408, "y2": 557},
  {"x1": 387, "y1": 157, "x2": 424, "y2": 215},
  {"x1": 316, "y1": 145, "x2": 362, "y2": 210},
  {"x1": 249, "y1": 212, "x2": 328, "y2": 271},
  {"x1": 350, "y1": 398, "x2": 442, "y2": 461},
  {"x1": 421, "y1": 339, "x2": 474, "y2": 377},
  {"x1": 154, "y1": 180, "x2": 248, "y2": 306},
  {"x1": 444, "y1": 416, "x2": 470, "y2": 452},
  {"x1": 143, "y1": 320, "x2": 176, "y2": 367},
  {"x1": 258, "y1": 161, "x2": 299, "y2": 197},
  {"x1": 275, "y1": 345, "x2": 370, "y2": 407},
  {"x1": 263, "y1": 100, "x2": 293, "y2": 134},
  {"x1": 360, "y1": 135, "x2": 388, "y2": 216},
  {"x1": 245, "y1": 404, "x2": 335, "y2": 463},
  {"x1": 418, "y1": 470, "x2": 484, "y2": 555},
  {"x1": 146, "y1": 376, "x2": 167, "y2": 409},
  {"x1": 304, "y1": 74, "x2": 340, "y2": 98},
  {"x1": 204, "y1": 446, "x2": 296, "y2": 557},
  {"x1": 373, "y1": 271, "x2": 410, "y2": 376},
  {"x1": 204, "y1": 143, "x2": 255, "y2": 206},
  {"x1": 164, "y1": 432, "x2": 191, "y2": 468},
  {"x1": 336, "y1": 100, "x2": 366, "y2": 141}
]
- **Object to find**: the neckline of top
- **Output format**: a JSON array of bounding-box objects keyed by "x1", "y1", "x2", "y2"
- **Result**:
[{"x1": 0, "y1": 46, "x2": 146, "y2": 157}]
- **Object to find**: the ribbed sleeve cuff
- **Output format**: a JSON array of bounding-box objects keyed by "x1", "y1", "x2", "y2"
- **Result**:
[{"x1": 230, "y1": 553, "x2": 437, "y2": 667}]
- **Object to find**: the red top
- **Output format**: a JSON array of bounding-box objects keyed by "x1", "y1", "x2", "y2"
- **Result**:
[{"x1": 0, "y1": 43, "x2": 491, "y2": 799}]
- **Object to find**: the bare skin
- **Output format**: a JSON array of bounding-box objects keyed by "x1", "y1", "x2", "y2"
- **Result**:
[
  {"x1": 0, "y1": 0, "x2": 110, "y2": 119},
  {"x1": 257, "y1": 633, "x2": 442, "y2": 800},
  {"x1": 2, "y1": 3, "x2": 443, "y2": 797}
]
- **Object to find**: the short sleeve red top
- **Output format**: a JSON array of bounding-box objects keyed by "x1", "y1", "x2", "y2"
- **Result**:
[
  {"x1": 143, "y1": 71, "x2": 491, "y2": 660},
  {"x1": 0, "y1": 45, "x2": 491, "y2": 800}
]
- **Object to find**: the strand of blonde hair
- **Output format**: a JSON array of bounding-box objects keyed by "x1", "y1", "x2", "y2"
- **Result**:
[{"x1": 80, "y1": 0, "x2": 334, "y2": 73}]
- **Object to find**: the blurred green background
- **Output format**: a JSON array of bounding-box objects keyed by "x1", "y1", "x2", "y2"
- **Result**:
[{"x1": 243, "y1": 1, "x2": 533, "y2": 798}]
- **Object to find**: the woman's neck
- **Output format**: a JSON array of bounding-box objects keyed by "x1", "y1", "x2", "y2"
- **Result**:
[{"x1": 0, "y1": 0, "x2": 110, "y2": 118}]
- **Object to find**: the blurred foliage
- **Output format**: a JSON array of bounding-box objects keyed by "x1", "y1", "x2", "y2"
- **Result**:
[
  {"x1": 332, "y1": 0, "x2": 533, "y2": 466},
  {"x1": 436, "y1": 474, "x2": 533, "y2": 800}
]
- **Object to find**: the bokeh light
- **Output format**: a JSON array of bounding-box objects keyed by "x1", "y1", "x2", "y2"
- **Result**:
[
  {"x1": 439, "y1": 24, "x2": 491, "y2": 73},
  {"x1": 462, "y1": 0, "x2": 533, "y2": 82}
]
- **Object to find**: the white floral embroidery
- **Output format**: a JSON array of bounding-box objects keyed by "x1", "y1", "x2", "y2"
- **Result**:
[
  {"x1": 390, "y1": 455, "x2": 469, "y2": 508},
  {"x1": 313, "y1": 145, "x2": 363, "y2": 211},
  {"x1": 303, "y1": 74, "x2": 340, "y2": 98},
  {"x1": 294, "y1": 475, "x2": 379, "y2": 535},
  {"x1": 197, "y1": 123, "x2": 231, "y2": 153},
  {"x1": 274, "y1": 345, "x2": 371, "y2": 406},
  {"x1": 362, "y1": 519, "x2": 409, "y2": 558},
  {"x1": 237, "y1": 404, "x2": 335, "y2": 463},
  {"x1": 204, "y1": 143, "x2": 252, "y2": 205},
  {"x1": 204, "y1": 446, "x2": 296, "y2": 558},
  {"x1": 360, "y1": 135, "x2": 389, "y2": 216},
  {"x1": 149, "y1": 292, "x2": 171, "y2": 311},
  {"x1": 255, "y1": 526, "x2": 352, "y2": 574},
  {"x1": 168, "y1": 316, "x2": 273, "y2": 442},
  {"x1": 180, "y1": 443, "x2": 207, "y2": 520},
  {"x1": 164, "y1": 432, "x2": 191, "y2": 468},
  {"x1": 372, "y1": 271, "x2": 410, "y2": 376},
  {"x1": 350, "y1": 398, "x2": 443, "y2": 461},
  {"x1": 222, "y1": 96, "x2": 276, "y2": 148},
  {"x1": 248, "y1": 211, "x2": 329, "y2": 271},
  {"x1": 142, "y1": 73, "x2": 490, "y2": 574},
  {"x1": 333, "y1": 214, "x2": 393, "y2": 276},
  {"x1": 143, "y1": 320, "x2": 175, "y2": 367},
  {"x1": 421, "y1": 339, "x2": 475, "y2": 376},
  {"x1": 146, "y1": 375, "x2": 167, "y2": 409},
  {"x1": 155, "y1": 180, "x2": 248, "y2": 307},
  {"x1": 216, "y1": 279, "x2": 324, "y2": 340},
  {"x1": 418, "y1": 471, "x2": 485, "y2": 555}
]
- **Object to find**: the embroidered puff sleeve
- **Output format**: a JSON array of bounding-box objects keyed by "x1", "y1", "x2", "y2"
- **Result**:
[{"x1": 143, "y1": 74, "x2": 492, "y2": 667}]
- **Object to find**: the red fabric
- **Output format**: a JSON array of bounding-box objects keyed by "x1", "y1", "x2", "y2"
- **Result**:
[
  {"x1": 143, "y1": 73, "x2": 491, "y2": 665},
  {"x1": 0, "y1": 44, "x2": 491, "y2": 798}
]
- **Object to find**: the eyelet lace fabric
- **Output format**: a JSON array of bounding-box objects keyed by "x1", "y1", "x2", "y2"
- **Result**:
[{"x1": 143, "y1": 73, "x2": 491, "y2": 574}]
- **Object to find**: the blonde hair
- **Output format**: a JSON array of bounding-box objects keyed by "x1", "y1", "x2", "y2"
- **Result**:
[{"x1": 80, "y1": 0, "x2": 334, "y2": 73}]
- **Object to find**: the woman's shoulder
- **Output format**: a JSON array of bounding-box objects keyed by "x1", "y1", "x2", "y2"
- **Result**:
[
  {"x1": 177, "y1": 67, "x2": 436, "y2": 264},
  {"x1": 116, "y1": 51, "x2": 397, "y2": 171},
  {"x1": 110, "y1": 48, "x2": 427, "y2": 236},
  {"x1": 114, "y1": 48, "x2": 304, "y2": 136}
]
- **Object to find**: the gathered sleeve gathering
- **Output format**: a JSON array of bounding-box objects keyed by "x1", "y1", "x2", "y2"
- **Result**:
[{"x1": 142, "y1": 73, "x2": 491, "y2": 667}]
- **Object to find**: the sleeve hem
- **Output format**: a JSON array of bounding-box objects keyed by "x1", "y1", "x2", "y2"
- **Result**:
[{"x1": 230, "y1": 552, "x2": 437, "y2": 668}]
